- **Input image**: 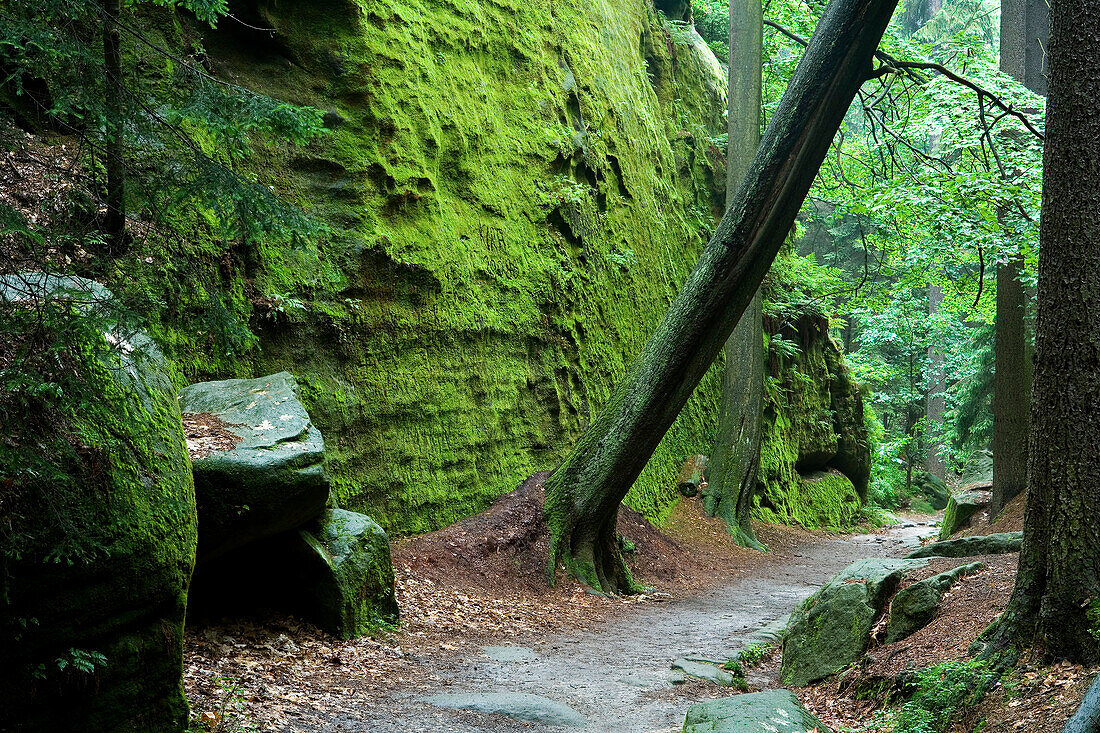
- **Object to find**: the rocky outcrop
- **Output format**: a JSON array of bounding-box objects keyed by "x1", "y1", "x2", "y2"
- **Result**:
[
  {"x1": 886, "y1": 562, "x2": 985, "y2": 643},
  {"x1": 939, "y1": 491, "x2": 990, "y2": 539},
  {"x1": 1, "y1": 274, "x2": 196, "y2": 731},
  {"x1": 781, "y1": 558, "x2": 929, "y2": 686},
  {"x1": 683, "y1": 689, "x2": 833, "y2": 733},
  {"x1": 753, "y1": 313, "x2": 871, "y2": 530},
  {"x1": 906, "y1": 532, "x2": 1023, "y2": 559},
  {"x1": 179, "y1": 372, "x2": 329, "y2": 562}
]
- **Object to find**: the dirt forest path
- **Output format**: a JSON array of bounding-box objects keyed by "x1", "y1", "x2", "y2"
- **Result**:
[{"x1": 316, "y1": 519, "x2": 934, "y2": 733}]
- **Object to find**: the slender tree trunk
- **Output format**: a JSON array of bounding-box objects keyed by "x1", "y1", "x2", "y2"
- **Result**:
[
  {"x1": 543, "y1": 0, "x2": 899, "y2": 593},
  {"x1": 985, "y1": 0, "x2": 1100, "y2": 663},
  {"x1": 102, "y1": 0, "x2": 126, "y2": 251},
  {"x1": 707, "y1": 0, "x2": 765, "y2": 550},
  {"x1": 924, "y1": 284, "x2": 946, "y2": 481},
  {"x1": 992, "y1": 0, "x2": 1047, "y2": 518}
]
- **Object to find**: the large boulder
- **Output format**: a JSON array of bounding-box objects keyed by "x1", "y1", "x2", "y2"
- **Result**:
[
  {"x1": 683, "y1": 689, "x2": 832, "y2": 733},
  {"x1": 885, "y1": 562, "x2": 985, "y2": 643},
  {"x1": 781, "y1": 558, "x2": 928, "y2": 686},
  {"x1": 0, "y1": 274, "x2": 196, "y2": 731},
  {"x1": 189, "y1": 508, "x2": 398, "y2": 638},
  {"x1": 179, "y1": 372, "x2": 329, "y2": 562},
  {"x1": 939, "y1": 491, "x2": 990, "y2": 540},
  {"x1": 912, "y1": 471, "x2": 950, "y2": 511},
  {"x1": 298, "y1": 509, "x2": 399, "y2": 637},
  {"x1": 907, "y1": 532, "x2": 1023, "y2": 559}
]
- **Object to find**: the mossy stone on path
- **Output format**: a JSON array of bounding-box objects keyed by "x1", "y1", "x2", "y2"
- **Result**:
[
  {"x1": 1, "y1": 274, "x2": 196, "y2": 731},
  {"x1": 781, "y1": 558, "x2": 929, "y2": 686},
  {"x1": 671, "y1": 659, "x2": 741, "y2": 687},
  {"x1": 885, "y1": 562, "x2": 984, "y2": 643},
  {"x1": 906, "y1": 532, "x2": 1023, "y2": 559},
  {"x1": 298, "y1": 508, "x2": 398, "y2": 638},
  {"x1": 939, "y1": 492, "x2": 989, "y2": 540},
  {"x1": 422, "y1": 692, "x2": 587, "y2": 727},
  {"x1": 180, "y1": 372, "x2": 329, "y2": 562},
  {"x1": 683, "y1": 689, "x2": 832, "y2": 732}
]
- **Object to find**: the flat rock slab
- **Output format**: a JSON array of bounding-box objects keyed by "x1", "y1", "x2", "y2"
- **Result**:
[
  {"x1": 482, "y1": 646, "x2": 538, "y2": 663},
  {"x1": 421, "y1": 692, "x2": 586, "y2": 727},
  {"x1": 180, "y1": 371, "x2": 329, "y2": 561},
  {"x1": 907, "y1": 532, "x2": 1023, "y2": 559},
  {"x1": 683, "y1": 689, "x2": 832, "y2": 732},
  {"x1": 672, "y1": 659, "x2": 738, "y2": 687}
]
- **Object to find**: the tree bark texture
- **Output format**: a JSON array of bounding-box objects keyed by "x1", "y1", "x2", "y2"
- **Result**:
[
  {"x1": 707, "y1": 0, "x2": 765, "y2": 550},
  {"x1": 992, "y1": 0, "x2": 1047, "y2": 517},
  {"x1": 543, "y1": 0, "x2": 899, "y2": 593},
  {"x1": 992, "y1": 0, "x2": 1100, "y2": 662},
  {"x1": 924, "y1": 284, "x2": 946, "y2": 481}
]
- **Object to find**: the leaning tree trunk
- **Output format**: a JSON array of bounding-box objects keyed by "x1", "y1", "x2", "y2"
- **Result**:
[
  {"x1": 543, "y1": 0, "x2": 899, "y2": 593},
  {"x1": 707, "y1": 0, "x2": 766, "y2": 550},
  {"x1": 984, "y1": 0, "x2": 1100, "y2": 663},
  {"x1": 991, "y1": 0, "x2": 1047, "y2": 518}
]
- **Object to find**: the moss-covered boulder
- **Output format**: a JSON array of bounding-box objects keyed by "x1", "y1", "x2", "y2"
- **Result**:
[
  {"x1": 753, "y1": 313, "x2": 870, "y2": 530},
  {"x1": 179, "y1": 372, "x2": 329, "y2": 562},
  {"x1": 939, "y1": 491, "x2": 989, "y2": 540},
  {"x1": 683, "y1": 689, "x2": 833, "y2": 733},
  {"x1": 298, "y1": 508, "x2": 398, "y2": 638},
  {"x1": 885, "y1": 562, "x2": 984, "y2": 643},
  {"x1": 906, "y1": 532, "x2": 1023, "y2": 559},
  {"x1": 912, "y1": 471, "x2": 950, "y2": 511},
  {"x1": 781, "y1": 558, "x2": 929, "y2": 686},
  {"x1": 0, "y1": 274, "x2": 196, "y2": 731}
]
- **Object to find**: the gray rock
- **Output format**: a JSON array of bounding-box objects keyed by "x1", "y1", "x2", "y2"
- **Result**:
[
  {"x1": 671, "y1": 659, "x2": 738, "y2": 687},
  {"x1": 913, "y1": 471, "x2": 950, "y2": 511},
  {"x1": 683, "y1": 689, "x2": 832, "y2": 732},
  {"x1": 960, "y1": 450, "x2": 994, "y2": 487},
  {"x1": 482, "y1": 646, "x2": 538, "y2": 663},
  {"x1": 907, "y1": 532, "x2": 1023, "y2": 559},
  {"x1": 939, "y1": 492, "x2": 990, "y2": 540},
  {"x1": 422, "y1": 692, "x2": 587, "y2": 727},
  {"x1": 885, "y1": 562, "x2": 985, "y2": 643},
  {"x1": 781, "y1": 558, "x2": 928, "y2": 686},
  {"x1": 298, "y1": 508, "x2": 398, "y2": 638},
  {"x1": 180, "y1": 372, "x2": 329, "y2": 561}
]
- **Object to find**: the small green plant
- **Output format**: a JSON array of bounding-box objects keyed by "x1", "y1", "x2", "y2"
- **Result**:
[
  {"x1": 769, "y1": 333, "x2": 802, "y2": 361},
  {"x1": 734, "y1": 642, "x2": 776, "y2": 668},
  {"x1": 32, "y1": 647, "x2": 107, "y2": 680},
  {"x1": 893, "y1": 660, "x2": 998, "y2": 733}
]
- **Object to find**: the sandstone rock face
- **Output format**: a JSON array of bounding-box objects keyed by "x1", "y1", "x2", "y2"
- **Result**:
[
  {"x1": 1, "y1": 274, "x2": 196, "y2": 731},
  {"x1": 885, "y1": 562, "x2": 985, "y2": 643},
  {"x1": 179, "y1": 372, "x2": 329, "y2": 562}
]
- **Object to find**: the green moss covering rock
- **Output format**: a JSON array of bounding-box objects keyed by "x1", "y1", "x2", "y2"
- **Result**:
[
  {"x1": 298, "y1": 508, "x2": 399, "y2": 638},
  {"x1": 0, "y1": 274, "x2": 196, "y2": 731},
  {"x1": 906, "y1": 532, "x2": 1023, "y2": 559},
  {"x1": 939, "y1": 491, "x2": 989, "y2": 540},
  {"x1": 683, "y1": 689, "x2": 832, "y2": 732},
  {"x1": 752, "y1": 314, "x2": 870, "y2": 531},
  {"x1": 781, "y1": 558, "x2": 929, "y2": 687},
  {"x1": 121, "y1": 0, "x2": 730, "y2": 536},
  {"x1": 179, "y1": 372, "x2": 329, "y2": 562},
  {"x1": 885, "y1": 562, "x2": 984, "y2": 643}
]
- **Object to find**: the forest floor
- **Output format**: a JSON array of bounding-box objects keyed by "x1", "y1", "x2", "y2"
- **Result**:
[{"x1": 183, "y1": 482, "x2": 1095, "y2": 732}]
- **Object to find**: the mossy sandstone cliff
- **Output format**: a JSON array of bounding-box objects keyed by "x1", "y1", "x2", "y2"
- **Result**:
[{"x1": 138, "y1": 0, "x2": 731, "y2": 534}]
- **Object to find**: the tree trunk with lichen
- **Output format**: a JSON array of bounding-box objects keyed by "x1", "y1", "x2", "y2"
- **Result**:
[
  {"x1": 707, "y1": 0, "x2": 766, "y2": 550},
  {"x1": 542, "y1": 0, "x2": 899, "y2": 593},
  {"x1": 983, "y1": 0, "x2": 1100, "y2": 663}
]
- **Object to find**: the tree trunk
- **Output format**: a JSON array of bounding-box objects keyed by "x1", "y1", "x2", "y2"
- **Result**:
[
  {"x1": 706, "y1": 0, "x2": 765, "y2": 550},
  {"x1": 543, "y1": 0, "x2": 899, "y2": 593},
  {"x1": 924, "y1": 284, "x2": 946, "y2": 482},
  {"x1": 985, "y1": 0, "x2": 1100, "y2": 663},
  {"x1": 992, "y1": 0, "x2": 1047, "y2": 517},
  {"x1": 102, "y1": 0, "x2": 126, "y2": 251}
]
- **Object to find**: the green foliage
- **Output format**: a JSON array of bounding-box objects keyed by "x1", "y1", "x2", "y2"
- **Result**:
[
  {"x1": 893, "y1": 660, "x2": 998, "y2": 733},
  {"x1": 734, "y1": 642, "x2": 776, "y2": 668}
]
